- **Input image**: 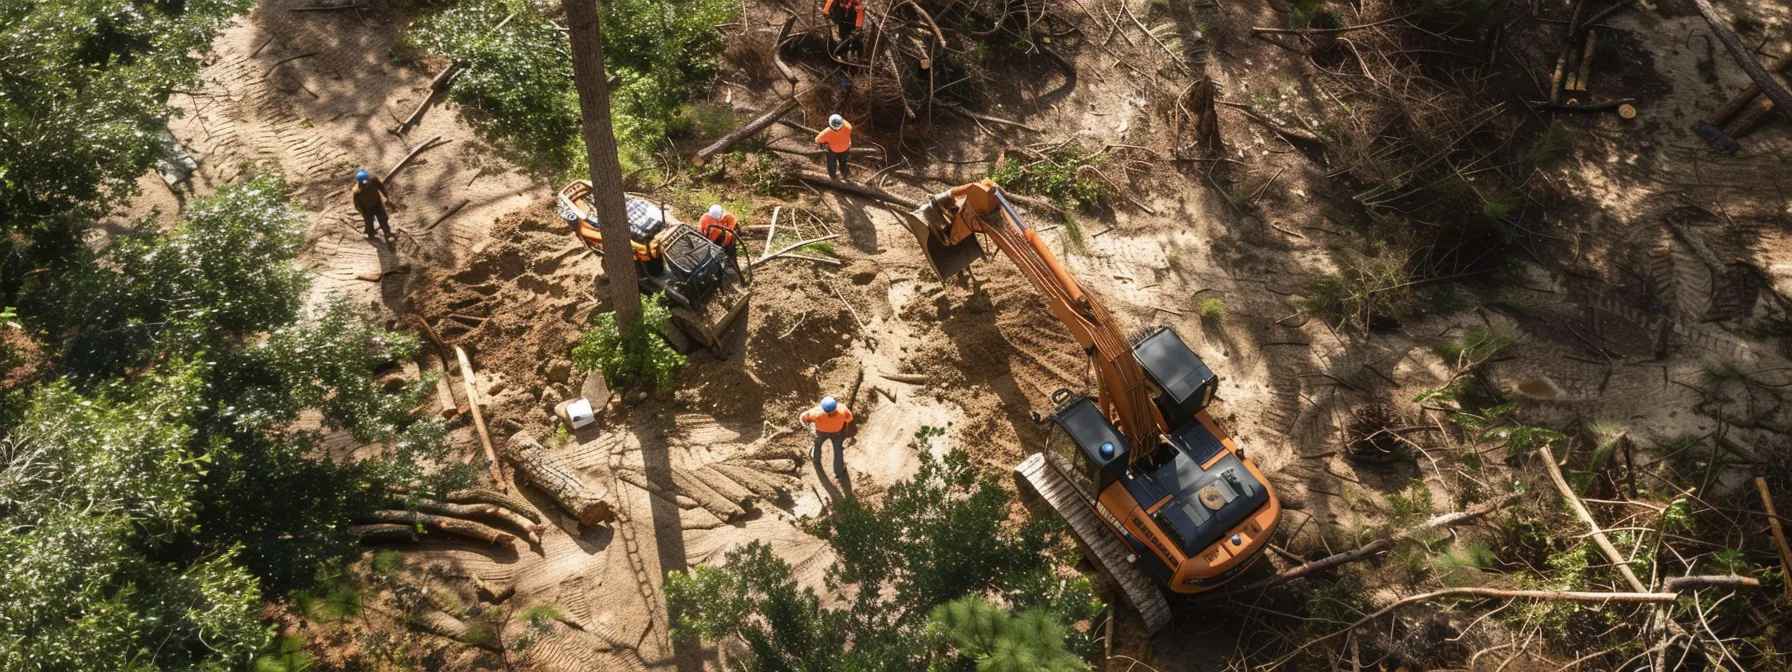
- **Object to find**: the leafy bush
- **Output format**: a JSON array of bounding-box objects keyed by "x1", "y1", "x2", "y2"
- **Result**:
[
  {"x1": 667, "y1": 443, "x2": 1105, "y2": 669},
  {"x1": 0, "y1": 175, "x2": 472, "y2": 669},
  {"x1": 411, "y1": 1, "x2": 581, "y2": 167},
  {"x1": 410, "y1": 0, "x2": 737, "y2": 174},
  {"x1": 63, "y1": 174, "x2": 308, "y2": 380},
  {"x1": 1305, "y1": 244, "x2": 1414, "y2": 332},
  {"x1": 929, "y1": 596, "x2": 1090, "y2": 671},
  {"x1": 571, "y1": 300, "x2": 687, "y2": 393},
  {"x1": 0, "y1": 0, "x2": 247, "y2": 263},
  {"x1": 1198, "y1": 297, "x2": 1225, "y2": 320},
  {"x1": 989, "y1": 143, "x2": 1110, "y2": 210}
]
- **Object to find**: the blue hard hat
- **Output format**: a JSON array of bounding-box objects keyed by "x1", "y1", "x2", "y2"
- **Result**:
[
  {"x1": 355, "y1": 169, "x2": 369, "y2": 182},
  {"x1": 1099, "y1": 441, "x2": 1115, "y2": 458},
  {"x1": 821, "y1": 396, "x2": 838, "y2": 413}
]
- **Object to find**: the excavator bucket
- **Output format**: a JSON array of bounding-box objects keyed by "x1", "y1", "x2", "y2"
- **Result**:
[{"x1": 897, "y1": 203, "x2": 985, "y2": 280}]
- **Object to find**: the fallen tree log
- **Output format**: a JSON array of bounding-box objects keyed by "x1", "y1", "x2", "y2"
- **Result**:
[
  {"x1": 396, "y1": 64, "x2": 463, "y2": 134},
  {"x1": 772, "y1": 14, "x2": 799, "y2": 93},
  {"x1": 1233, "y1": 491, "x2": 1520, "y2": 593},
  {"x1": 794, "y1": 171, "x2": 923, "y2": 209},
  {"x1": 1663, "y1": 575, "x2": 1760, "y2": 592},
  {"x1": 1689, "y1": 0, "x2": 1792, "y2": 124},
  {"x1": 504, "y1": 432, "x2": 615, "y2": 526},
  {"x1": 444, "y1": 487, "x2": 544, "y2": 523},
  {"x1": 410, "y1": 609, "x2": 502, "y2": 651},
  {"x1": 384, "y1": 136, "x2": 447, "y2": 183},
  {"x1": 766, "y1": 144, "x2": 882, "y2": 160},
  {"x1": 405, "y1": 499, "x2": 542, "y2": 544},
  {"x1": 693, "y1": 98, "x2": 799, "y2": 165},
  {"x1": 455, "y1": 347, "x2": 507, "y2": 492},
  {"x1": 350, "y1": 523, "x2": 421, "y2": 543},
  {"x1": 358, "y1": 510, "x2": 518, "y2": 549},
  {"x1": 1526, "y1": 98, "x2": 1636, "y2": 113},
  {"x1": 1727, "y1": 92, "x2": 1791, "y2": 138},
  {"x1": 1710, "y1": 52, "x2": 1792, "y2": 127}
]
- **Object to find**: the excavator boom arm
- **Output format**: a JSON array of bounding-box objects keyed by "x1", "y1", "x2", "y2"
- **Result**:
[{"x1": 911, "y1": 181, "x2": 1164, "y2": 460}]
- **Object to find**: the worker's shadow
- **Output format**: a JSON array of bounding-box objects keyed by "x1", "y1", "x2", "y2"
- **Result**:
[
  {"x1": 830, "y1": 193, "x2": 881, "y2": 254},
  {"x1": 808, "y1": 452, "x2": 853, "y2": 502},
  {"x1": 372, "y1": 236, "x2": 412, "y2": 311}
]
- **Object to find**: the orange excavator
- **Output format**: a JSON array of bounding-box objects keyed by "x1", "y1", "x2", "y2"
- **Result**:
[{"x1": 898, "y1": 180, "x2": 1282, "y2": 633}]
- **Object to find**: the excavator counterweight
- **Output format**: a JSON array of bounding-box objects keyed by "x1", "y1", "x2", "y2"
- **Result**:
[{"x1": 897, "y1": 180, "x2": 1283, "y2": 633}]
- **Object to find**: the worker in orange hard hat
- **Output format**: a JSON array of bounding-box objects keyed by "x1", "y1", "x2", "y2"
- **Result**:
[
  {"x1": 816, "y1": 114, "x2": 853, "y2": 181},
  {"x1": 801, "y1": 396, "x2": 854, "y2": 480},
  {"x1": 698, "y1": 204, "x2": 742, "y2": 275},
  {"x1": 824, "y1": 0, "x2": 864, "y2": 58}
]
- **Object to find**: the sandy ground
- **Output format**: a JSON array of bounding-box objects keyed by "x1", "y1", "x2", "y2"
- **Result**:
[{"x1": 115, "y1": 0, "x2": 1792, "y2": 668}]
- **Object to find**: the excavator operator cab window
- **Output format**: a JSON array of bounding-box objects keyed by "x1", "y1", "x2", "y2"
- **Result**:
[
  {"x1": 1129, "y1": 327, "x2": 1219, "y2": 430},
  {"x1": 1049, "y1": 393, "x2": 1131, "y2": 486}
]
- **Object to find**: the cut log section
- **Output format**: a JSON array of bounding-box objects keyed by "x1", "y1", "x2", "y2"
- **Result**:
[
  {"x1": 692, "y1": 98, "x2": 799, "y2": 165},
  {"x1": 504, "y1": 432, "x2": 615, "y2": 527},
  {"x1": 358, "y1": 510, "x2": 519, "y2": 549}
]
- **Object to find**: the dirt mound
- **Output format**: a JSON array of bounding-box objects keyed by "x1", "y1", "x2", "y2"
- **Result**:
[{"x1": 410, "y1": 208, "x2": 598, "y2": 434}]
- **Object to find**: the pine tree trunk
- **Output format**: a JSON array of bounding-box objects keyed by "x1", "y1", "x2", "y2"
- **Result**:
[{"x1": 563, "y1": 0, "x2": 642, "y2": 330}]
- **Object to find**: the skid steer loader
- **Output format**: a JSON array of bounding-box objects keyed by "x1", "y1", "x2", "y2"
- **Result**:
[{"x1": 557, "y1": 180, "x2": 751, "y2": 354}]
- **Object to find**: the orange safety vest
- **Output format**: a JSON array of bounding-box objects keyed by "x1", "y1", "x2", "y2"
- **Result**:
[
  {"x1": 698, "y1": 212, "x2": 738, "y2": 248},
  {"x1": 801, "y1": 405, "x2": 853, "y2": 433},
  {"x1": 816, "y1": 122, "x2": 853, "y2": 153},
  {"x1": 824, "y1": 0, "x2": 864, "y2": 27}
]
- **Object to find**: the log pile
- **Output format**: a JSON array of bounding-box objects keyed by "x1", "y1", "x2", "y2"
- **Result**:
[
  {"x1": 504, "y1": 432, "x2": 615, "y2": 527},
  {"x1": 354, "y1": 510, "x2": 520, "y2": 549}
]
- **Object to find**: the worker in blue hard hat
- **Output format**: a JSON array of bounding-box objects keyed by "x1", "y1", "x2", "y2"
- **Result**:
[
  {"x1": 801, "y1": 395, "x2": 854, "y2": 479},
  {"x1": 352, "y1": 169, "x2": 392, "y2": 241}
]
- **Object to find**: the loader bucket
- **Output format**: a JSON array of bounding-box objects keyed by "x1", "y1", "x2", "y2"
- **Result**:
[{"x1": 897, "y1": 204, "x2": 984, "y2": 280}]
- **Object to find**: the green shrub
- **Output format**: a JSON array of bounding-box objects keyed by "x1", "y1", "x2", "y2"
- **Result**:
[
  {"x1": 1198, "y1": 298, "x2": 1225, "y2": 320},
  {"x1": 668, "y1": 445, "x2": 1104, "y2": 669},
  {"x1": 929, "y1": 597, "x2": 1090, "y2": 671},
  {"x1": 411, "y1": 1, "x2": 581, "y2": 167},
  {"x1": 1305, "y1": 244, "x2": 1414, "y2": 331},
  {"x1": 571, "y1": 300, "x2": 687, "y2": 393},
  {"x1": 410, "y1": 0, "x2": 737, "y2": 174},
  {"x1": 988, "y1": 143, "x2": 1110, "y2": 209},
  {"x1": 1524, "y1": 121, "x2": 1573, "y2": 170}
]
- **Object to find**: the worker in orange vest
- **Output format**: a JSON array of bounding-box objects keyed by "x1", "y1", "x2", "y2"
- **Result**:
[
  {"x1": 801, "y1": 396, "x2": 854, "y2": 478},
  {"x1": 698, "y1": 204, "x2": 742, "y2": 274},
  {"x1": 816, "y1": 115, "x2": 853, "y2": 181},
  {"x1": 824, "y1": 0, "x2": 864, "y2": 57}
]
